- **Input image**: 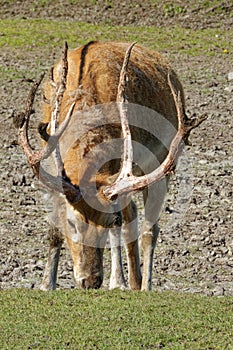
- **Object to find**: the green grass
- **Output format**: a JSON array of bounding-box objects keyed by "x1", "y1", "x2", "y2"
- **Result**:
[
  {"x1": 0, "y1": 18, "x2": 231, "y2": 81},
  {"x1": 0, "y1": 289, "x2": 232, "y2": 349},
  {"x1": 0, "y1": 19, "x2": 232, "y2": 56}
]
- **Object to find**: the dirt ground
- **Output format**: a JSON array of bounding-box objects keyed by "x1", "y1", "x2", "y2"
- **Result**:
[{"x1": 0, "y1": 1, "x2": 232, "y2": 295}]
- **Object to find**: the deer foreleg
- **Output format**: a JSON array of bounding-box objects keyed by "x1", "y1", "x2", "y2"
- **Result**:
[
  {"x1": 109, "y1": 227, "x2": 126, "y2": 290},
  {"x1": 141, "y1": 222, "x2": 159, "y2": 291},
  {"x1": 122, "y1": 201, "x2": 141, "y2": 290},
  {"x1": 40, "y1": 225, "x2": 63, "y2": 290}
]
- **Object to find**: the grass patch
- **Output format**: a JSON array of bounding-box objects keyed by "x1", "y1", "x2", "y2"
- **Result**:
[
  {"x1": 0, "y1": 65, "x2": 23, "y2": 80},
  {"x1": 0, "y1": 289, "x2": 232, "y2": 349},
  {"x1": 0, "y1": 19, "x2": 232, "y2": 56},
  {"x1": 0, "y1": 19, "x2": 231, "y2": 81}
]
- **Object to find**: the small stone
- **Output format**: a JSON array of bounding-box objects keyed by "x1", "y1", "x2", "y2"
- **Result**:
[
  {"x1": 227, "y1": 71, "x2": 233, "y2": 81},
  {"x1": 213, "y1": 287, "x2": 225, "y2": 296},
  {"x1": 224, "y1": 86, "x2": 233, "y2": 93}
]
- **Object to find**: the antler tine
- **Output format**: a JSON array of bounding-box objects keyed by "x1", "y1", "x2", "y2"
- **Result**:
[
  {"x1": 116, "y1": 42, "x2": 137, "y2": 181},
  {"x1": 49, "y1": 67, "x2": 56, "y2": 88},
  {"x1": 50, "y1": 41, "x2": 69, "y2": 176},
  {"x1": 51, "y1": 41, "x2": 68, "y2": 124},
  {"x1": 39, "y1": 101, "x2": 76, "y2": 161},
  {"x1": 117, "y1": 42, "x2": 137, "y2": 104},
  {"x1": 15, "y1": 72, "x2": 45, "y2": 163},
  {"x1": 103, "y1": 71, "x2": 195, "y2": 200},
  {"x1": 167, "y1": 74, "x2": 184, "y2": 132},
  {"x1": 168, "y1": 73, "x2": 208, "y2": 144}
]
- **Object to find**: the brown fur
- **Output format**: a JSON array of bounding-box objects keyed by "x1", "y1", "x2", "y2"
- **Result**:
[
  {"x1": 40, "y1": 41, "x2": 185, "y2": 291},
  {"x1": 42, "y1": 42, "x2": 184, "y2": 192}
]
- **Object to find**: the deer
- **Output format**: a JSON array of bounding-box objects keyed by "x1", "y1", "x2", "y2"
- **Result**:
[{"x1": 14, "y1": 41, "x2": 206, "y2": 291}]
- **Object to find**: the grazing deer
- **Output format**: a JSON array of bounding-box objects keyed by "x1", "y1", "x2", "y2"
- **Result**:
[{"x1": 14, "y1": 41, "x2": 206, "y2": 291}]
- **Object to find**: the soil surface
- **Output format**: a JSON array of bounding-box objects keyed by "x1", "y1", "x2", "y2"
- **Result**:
[{"x1": 0, "y1": 1, "x2": 232, "y2": 295}]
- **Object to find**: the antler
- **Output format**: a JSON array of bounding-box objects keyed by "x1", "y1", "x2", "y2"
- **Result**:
[
  {"x1": 116, "y1": 41, "x2": 136, "y2": 180},
  {"x1": 103, "y1": 43, "x2": 208, "y2": 200},
  {"x1": 14, "y1": 42, "x2": 82, "y2": 204},
  {"x1": 50, "y1": 41, "x2": 69, "y2": 177}
]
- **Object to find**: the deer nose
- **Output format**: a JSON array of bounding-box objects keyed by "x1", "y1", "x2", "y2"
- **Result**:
[{"x1": 78, "y1": 275, "x2": 103, "y2": 289}]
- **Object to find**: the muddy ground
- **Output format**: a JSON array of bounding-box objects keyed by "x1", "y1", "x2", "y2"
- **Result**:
[{"x1": 0, "y1": 1, "x2": 232, "y2": 295}]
